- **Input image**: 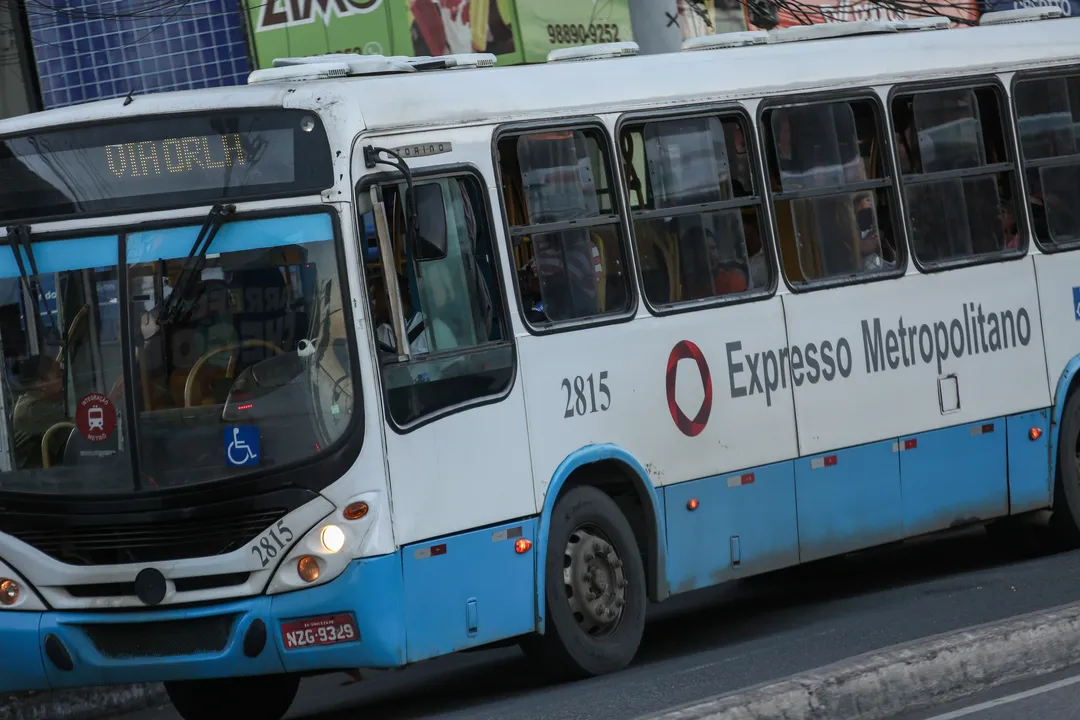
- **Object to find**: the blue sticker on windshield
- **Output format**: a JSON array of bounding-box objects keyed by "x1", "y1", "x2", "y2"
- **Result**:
[{"x1": 225, "y1": 426, "x2": 260, "y2": 467}]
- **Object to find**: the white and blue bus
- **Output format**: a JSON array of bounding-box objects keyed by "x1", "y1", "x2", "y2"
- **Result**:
[{"x1": 0, "y1": 10, "x2": 1078, "y2": 719}]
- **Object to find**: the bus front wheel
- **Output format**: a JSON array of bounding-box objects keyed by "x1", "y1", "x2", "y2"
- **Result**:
[
  {"x1": 521, "y1": 485, "x2": 647, "y2": 680},
  {"x1": 164, "y1": 673, "x2": 300, "y2": 720}
]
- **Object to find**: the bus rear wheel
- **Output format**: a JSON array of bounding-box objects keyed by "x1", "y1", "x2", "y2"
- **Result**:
[
  {"x1": 164, "y1": 673, "x2": 300, "y2": 720},
  {"x1": 521, "y1": 485, "x2": 647, "y2": 681},
  {"x1": 1053, "y1": 389, "x2": 1080, "y2": 547}
]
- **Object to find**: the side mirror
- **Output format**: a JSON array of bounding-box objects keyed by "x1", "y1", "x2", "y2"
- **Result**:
[{"x1": 411, "y1": 183, "x2": 448, "y2": 261}]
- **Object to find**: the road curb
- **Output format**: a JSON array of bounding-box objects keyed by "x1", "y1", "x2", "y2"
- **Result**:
[
  {"x1": 641, "y1": 599, "x2": 1080, "y2": 720},
  {"x1": 0, "y1": 683, "x2": 167, "y2": 720}
]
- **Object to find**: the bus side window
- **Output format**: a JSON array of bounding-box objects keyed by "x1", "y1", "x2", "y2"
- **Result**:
[
  {"x1": 363, "y1": 174, "x2": 513, "y2": 427},
  {"x1": 620, "y1": 112, "x2": 768, "y2": 307},
  {"x1": 1013, "y1": 72, "x2": 1080, "y2": 248},
  {"x1": 496, "y1": 126, "x2": 632, "y2": 326},
  {"x1": 763, "y1": 96, "x2": 900, "y2": 286},
  {"x1": 891, "y1": 84, "x2": 1022, "y2": 266}
]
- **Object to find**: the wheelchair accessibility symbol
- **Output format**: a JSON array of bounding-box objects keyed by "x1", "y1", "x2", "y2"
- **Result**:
[{"x1": 225, "y1": 426, "x2": 260, "y2": 467}]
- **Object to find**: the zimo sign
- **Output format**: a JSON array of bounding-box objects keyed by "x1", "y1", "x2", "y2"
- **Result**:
[{"x1": 256, "y1": 0, "x2": 384, "y2": 31}]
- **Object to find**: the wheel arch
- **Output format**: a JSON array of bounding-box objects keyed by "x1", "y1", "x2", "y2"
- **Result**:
[{"x1": 534, "y1": 444, "x2": 667, "y2": 634}]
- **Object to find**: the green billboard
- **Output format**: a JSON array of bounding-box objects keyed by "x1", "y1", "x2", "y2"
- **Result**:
[
  {"x1": 513, "y1": 0, "x2": 633, "y2": 63},
  {"x1": 244, "y1": 0, "x2": 527, "y2": 68},
  {"x1": 387, "y1": 0, "x2": 524, "y2": 65},
  {"x1": 244, "y1": 0, "x2": 633, "y2": 69},
  {"x1": 244, "y1": 1, "x2": 395, "y2": 66}
]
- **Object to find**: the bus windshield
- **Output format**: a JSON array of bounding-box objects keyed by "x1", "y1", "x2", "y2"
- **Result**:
[{"x1": 0, "y1": 211, "x2": 356, "y2": 494}]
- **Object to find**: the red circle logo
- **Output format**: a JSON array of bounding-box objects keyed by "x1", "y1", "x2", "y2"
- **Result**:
[
  {"x1": 666, "y1": 340, "x2": 713, "y2": 437},
  {"x1": 76, "y1": 392, "x2": 117, "y2": 443}
]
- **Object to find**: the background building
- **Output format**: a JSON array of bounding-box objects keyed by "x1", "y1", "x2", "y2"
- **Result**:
[{"x1": 0, "y1": 0, "x2": 38, "y2": 120}]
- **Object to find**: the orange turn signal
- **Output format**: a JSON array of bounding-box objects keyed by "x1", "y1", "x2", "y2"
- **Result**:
[
  {"x1": 514, "y1": 538, "x2": 532, "y2": 554},
  {"x1": 297, "y1": 556, "x2": 320, "y2": 583},
  {"x1": 0, "y1": 579, "x2": 19, "y2": 605},
  {"x1": 1029, "y1": 427, "x2": 1043, "y2": 441},
  {"x1": 343, "y1": 502, "x2": 369, "y2": 520},
  {"x1": 687, "y1": 498, "x2": 699, "y2": 511}
]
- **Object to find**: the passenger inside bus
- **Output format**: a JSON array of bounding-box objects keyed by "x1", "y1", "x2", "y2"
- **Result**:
[
  {"x1": 10, "y1": 354, "x2": 66, "y2": 469},
  {"x1": 618, "y1": 113, "x2": 759, "y2": 306},
  {"x1": 498, "y1": 128, "x2": 631, "y2": 321},
  {"x1": 764, "y1": 99, "x2": 896, "y2": 283}
]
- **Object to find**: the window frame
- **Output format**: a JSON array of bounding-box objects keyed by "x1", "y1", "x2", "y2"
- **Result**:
[
  {"x1": 0, "y1": 202, "x2": 365, "y2": 503},
  {"x1": 492, "y1": 117, "x2": 639, "y2": 336},
  {"x1": 887, "y1": 75, "x2": 1029, "y2": 273},
  {"x1": 356, "y1": 162, "x2": 520, "y2": 434},
  {"x1": 1010, "y1": 63, "x2": 1080, "y2": 255},
  {"x1": 613, "y1": 102, "x2": 779, "y2": 317},
  {"x1": 757, "y1": 88, "x2": 908, "y2": 294}
]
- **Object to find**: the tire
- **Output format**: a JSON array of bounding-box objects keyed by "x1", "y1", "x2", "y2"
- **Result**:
[
  {"x1": 165, "y1": 673, "x2": 300, "y2": 720},
  {"x1": 1051, "y1": 390, "x2": 1080, "y2": 547},
  {"x1": 520, "y1": 485, "x2": 647, "y2": 681}
]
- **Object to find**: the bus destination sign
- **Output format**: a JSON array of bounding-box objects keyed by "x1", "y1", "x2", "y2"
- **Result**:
[
  {"x1": 0, "y1": 110, "x2": 334, "y2": 223},
  {"x1": 104, "y1": 134, "x2": 251, "y2": 180}
]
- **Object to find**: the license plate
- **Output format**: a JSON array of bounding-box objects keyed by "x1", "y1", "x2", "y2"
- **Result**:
[{"x1": 280, "y1": 614, "x2": 359, "y2": 650}]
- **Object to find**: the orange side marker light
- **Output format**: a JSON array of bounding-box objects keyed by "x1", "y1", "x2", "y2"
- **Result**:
[
  {"x1": 343, "y1": 502, "x2": 369, "y2": 520},
  {"x1": 514, "y1": 538, "x2": 532, "y2": 554},
  {"x1": 687, "y1": 498, "x2": 699, "y2": 511},
  {"x1": 1030, "y1": 427, "x2": 1043, "y2": 441}
]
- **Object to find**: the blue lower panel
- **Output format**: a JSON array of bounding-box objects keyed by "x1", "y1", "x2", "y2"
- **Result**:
[
  {"x1": 0, "y1": 611, "x2": 47, "y2": 692},
  {"x1": 664, "y1": 460, "x2": 799, "y2": 595},
  {"x1": 272, "y1": 551, "x2": 406, "y2": 674},
  {"x1": 16, "y1": 553, "x2": 407, "y2": 692},
  {"x1": 795, "y1": 439, "x2": 903, "y2": 562},
  {"x1": 402, "y1": 518, "x2": 537, "y2": 663},
  {"x1": 899, "y1": 418, "x2": 1008, "y2": 537},
  {"x1": 1007, "y1": 409, "x2": 1052, "y2": 514}
]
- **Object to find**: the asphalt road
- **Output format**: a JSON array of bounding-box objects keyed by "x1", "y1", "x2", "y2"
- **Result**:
[
  {"x1": 896, "y1": 665, "x2": 1080, "y2": 719},
  {"x1": 121, "y1": 520, "x2": 1080, "y2": 720}
]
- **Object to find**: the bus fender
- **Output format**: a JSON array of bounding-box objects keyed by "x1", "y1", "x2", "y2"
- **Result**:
[
  {"x1": 534, "y1": 444, "x2": 667, "y2": 634},
  {"x1": 1049, "y1": 354, "x2": 1080, "y2": 498}
]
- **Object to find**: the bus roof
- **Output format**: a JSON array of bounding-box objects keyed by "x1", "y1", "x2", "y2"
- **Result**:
[{"x1": 2, "y1": 17, "x2": 1078, "y2": 138}]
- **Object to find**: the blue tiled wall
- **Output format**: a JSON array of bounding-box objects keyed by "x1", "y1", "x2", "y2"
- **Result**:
[{"x1": 27, "y1": 1, "x2": 251, "y2": 110}]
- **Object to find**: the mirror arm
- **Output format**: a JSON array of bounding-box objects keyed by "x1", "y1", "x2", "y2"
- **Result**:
[
  {"x1": 363, "y1": 145, "x2": 422, "y2": 278},
  {"x1": 369, "y1": 186, "x2": 411, "y2": 363}
]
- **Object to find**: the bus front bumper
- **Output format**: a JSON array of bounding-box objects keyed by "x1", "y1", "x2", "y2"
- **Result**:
[{"x1": 0, "y1": 553, "x2": 406, "y2": 693}]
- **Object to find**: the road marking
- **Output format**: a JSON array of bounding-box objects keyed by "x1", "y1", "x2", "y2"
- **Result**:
[{"x1": 923, "y1": 674, "x2": 1080, "y2": 719}]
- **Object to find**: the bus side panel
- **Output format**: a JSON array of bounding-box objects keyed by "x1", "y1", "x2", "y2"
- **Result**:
[
  {"x1": 898, "y1": 417, "x2": 1008, "y2": 537},
  {"x1": 1007, "y1": 409, "x2": 1052, "y2": 514},
  {"x1": 664, "y1": 460, "x2": 798, "y2": 595},
  {"x1": 518, "y1": 298, "x2": 798, "y2": 507},
  {"x1": 795, "y1": 439, "x2": 902, "y2": 563},
  {"x1": 781, "y1": 262, "x2": 1050, "y2": 457},
  {"x1": 401, "y1": 518, "x2": 537, "y2": 664}
]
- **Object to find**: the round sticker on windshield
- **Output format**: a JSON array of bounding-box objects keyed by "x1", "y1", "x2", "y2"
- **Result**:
[{"x1": 76, "y1": 392, "x2": 116, "y2": 443}]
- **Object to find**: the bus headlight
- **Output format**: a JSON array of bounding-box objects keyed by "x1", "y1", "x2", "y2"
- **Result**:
[
  {"x1": 266, "y1": 493, "x2": 380, "y2": 596},
  {"x1": 320, "y1": 525, "x2": 345, "y2": 554}
]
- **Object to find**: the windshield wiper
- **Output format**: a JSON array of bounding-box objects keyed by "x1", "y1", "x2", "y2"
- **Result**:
[
  {"x1": 158, "y1": 203, "x2": 235, "y2": 326},
  {"x1": 5, "y1": 224, "x2": 58, "y2": 351}
]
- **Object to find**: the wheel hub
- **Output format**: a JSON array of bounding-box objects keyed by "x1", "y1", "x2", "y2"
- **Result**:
[{"x1": 563, "y1": 527, "x2": 627, "y2": 635}]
